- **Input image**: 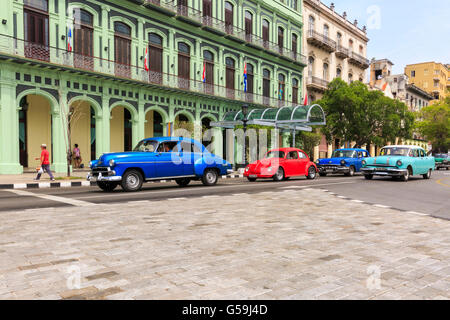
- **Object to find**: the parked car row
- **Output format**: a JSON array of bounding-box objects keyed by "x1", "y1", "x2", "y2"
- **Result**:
[
  {"x1": 88, "y1": 138, "x2": 436, "y2": 192},
  {"x1": 433, "y1": 153, "x2": 449, "y2": 170}
]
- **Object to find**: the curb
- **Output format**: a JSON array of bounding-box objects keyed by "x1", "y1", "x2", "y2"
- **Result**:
[{"x1": 0, "y1": 174, "x2": 245, "y2": 190}]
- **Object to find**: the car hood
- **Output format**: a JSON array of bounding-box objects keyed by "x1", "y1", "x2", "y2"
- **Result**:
[
  {"x1": 95, "y1": 152, "x2": 147, "y2": 166},
  {"x1": 365, "y1": 155, "x2": 405, "y2": 166},
  {"x1": 250, "y1": 158, "x2": 283, "y2": 168},
  {"x1": 317, "y1": 157, "x2": 351, "y2": 165}
]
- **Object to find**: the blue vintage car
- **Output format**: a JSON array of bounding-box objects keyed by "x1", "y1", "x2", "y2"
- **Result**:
[
  {"x1": 88, "y1": 137, "x2": 232, "y2": 192},
  {"x1": 316, "y1": 148, "x2": 371, "y2": 177},
  {"x1": 361, "y1": 145, "x2": 435, "y2": 182}
]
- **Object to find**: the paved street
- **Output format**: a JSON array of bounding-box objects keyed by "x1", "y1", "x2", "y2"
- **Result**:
[{"x1": 0, "y1": 172, "x2": 449, "y2": 299}]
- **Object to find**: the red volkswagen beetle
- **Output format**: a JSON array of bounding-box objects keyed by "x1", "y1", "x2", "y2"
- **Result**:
[{"x1": 243, "y1": 148, "x2": 318, "y2": 182}]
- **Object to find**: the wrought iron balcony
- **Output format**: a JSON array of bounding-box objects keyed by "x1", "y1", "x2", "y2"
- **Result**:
[
  {"x1": 144, "y1": 0, "x2": 176, "y2": 16},
  {"x1": 174, "y1": 4, "x2": 202, "y2": 26},
  {"x1": 348, "y1": 51, "x2": 370, "y2": 69},
  {"x1": 335, "y1": 45, "x2": 350, "y2": 59},
  {"x1": 0, "y1": 34, "x2": 296, "y2": 109},
  {"x1": 306, "y1": 29, "x2": 336, "y2": 53},
  {"x1": 306, "y1": 76, "x2": 329, "y2": 92},
  {"x1": 201, "y1": 15, "x2": 226, "y2": 35}
]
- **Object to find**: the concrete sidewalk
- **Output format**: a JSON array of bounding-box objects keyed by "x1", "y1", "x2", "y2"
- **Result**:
[{"x1": 0, "y1": 171, "x2": 243, "y2": 190}]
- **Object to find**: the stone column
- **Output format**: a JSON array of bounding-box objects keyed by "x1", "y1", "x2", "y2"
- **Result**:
[
  {"x1": 313, "y1": 145, "x2": 319, "y2": 161},
  {"x1": 0, "y1": 77, "x2": 22, "y2": 174},
  {"x1": 327, "y1": 144, "x2": 333, "y2": 158},
  {"x1": 101, "y1": 94, "x2": 111, "y2": 153},
  {"x1": 52, "y1": 90, "x2": 68, "y2": 173}
]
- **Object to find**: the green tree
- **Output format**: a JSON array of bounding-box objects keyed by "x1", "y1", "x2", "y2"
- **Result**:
[
  {"x1": 293, "y1": 129, "x2": 322, "y2": 157},
  {"x1": 415, "y1": 100, "x2": 450, "y2": 152},
  {"x1": 316, "y1": 78, "x2": 415, "y2": 147}
]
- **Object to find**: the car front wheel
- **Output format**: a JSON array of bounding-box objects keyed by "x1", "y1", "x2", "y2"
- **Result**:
[
  {"x1": 345, "y1": 166, "x2": 355, "y2": 177},
  {"x1": 273, "y1": 167, "x2": 285, "y2": 182},
  {"x1": 319, "y1": 172, "x2": 327, "y2": 177},
  {"x1": 364, "y1": 174, "x2": 373, "y2": 180},
  {"x1": 175, "y1": 178, "x2": 191, "y2": 187},
  {"x1": 400, "y1": 167, "x2": 411, "y2": 182},
  {"x1": 97, "y1": 181, "x2": 118, "y2": 192},
  {"x1": 121, "y1": 169, "x2": 144, "y2": 192},
  {"x1": 422, "y1": 169, "x2": 432, "y2": 179},
  {"x1": 306, "y1": 166, "x2": 317, "y2": 180},
  {"x1": 202, "y1": 168, "x2": 218, "y2": 186},
  {"x1": 247, "y1": 177, "x2": 257, "y2": 182}
]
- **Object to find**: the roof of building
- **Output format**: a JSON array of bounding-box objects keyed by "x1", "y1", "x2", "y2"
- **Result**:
[{"x1": 406, "y1": 84, "x2": 434, "y2": 100}]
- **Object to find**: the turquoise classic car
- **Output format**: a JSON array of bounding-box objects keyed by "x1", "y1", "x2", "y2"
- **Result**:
[{"x1": 361, "y1": 145, "x2": 435, "y2": 182}]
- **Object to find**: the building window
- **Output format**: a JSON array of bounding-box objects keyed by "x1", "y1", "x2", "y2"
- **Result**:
[
  {"x1": 246, "y1": 63, "x2": 254, "y2": 95},
  {"x1": 263, "y1": 69, "x2": 271, "y2": 99},
  {"x1": 323, "y1": 24, "x2": 329, "y2": 38},
  {"x1": 292, "y1": 0, "x2": 298, "y2": 10},
  {"x1": 308, "y1": 56, "x2": 314, "y2": 77},
  {"x1": 149, "y1": 33, "x2": 163, "y2": 83},
  {"x1": 203, "y1": 50, "x2": 214, "y2": 93},
  {"x1": 225, "y1": 57, "x2": 235, "y2": 98},
  {"x1": 309, "y1": 15, "x2": 315, "y2": 33},
  {"x1": 262, "y1": 19, "x2": 269, "y2": 47},
  {"x1": 336, "y1": 68, "x2": 342, "y2": 78},
  {"x1": 337, "y1": 32, "x2": 342, "y2": 46},
  {"x1": 73, "y1": 9, "x2": 93, "y2": 69},
  {"x1": 24, "y1": 0, "x2": 48, "y2": 12},
  {"x1": 349, "y1": 39, "x2": 354, "y2": 51},
  {"x1": 292, "y1": 33, "x2": 298, "y2": 56},
  {"x1": 245, "y1": 11, "x2": 253, "y2": 37},
  {"x1": 278, "y1": 27, "x2": 284, "y2": 51},
  {"x1": 323, "y1": 63, "x2": 329, "y2": 81},
  {"x1": 348, "y1": 73, "x2": 353, "y2": 83},
  {"x1": 359, "y1": 45, "x2": 364, "y2": 54},
  {"x1": 114, "y1": 22, "x2": 131, "y2": 77},
  {"x1": 278, "y1": 74, "x2": 285, "y2": 101},
  {"x1": 411, "y1": 70, "x2": 415, "y2": 77},
  {"x1": 292, "y1": 78, "x2": 299, "y2": 104},
  {"x1": 224, "y1": 1, "x2": 233, "y2": 33},
  {"x1": 178, "y1": 42, "x2": 191, "y2": 89}
]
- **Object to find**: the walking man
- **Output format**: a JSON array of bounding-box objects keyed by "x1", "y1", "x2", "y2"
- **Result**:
[{"x1": 35, "y1": 144, "x2": 55, "y2": 181}]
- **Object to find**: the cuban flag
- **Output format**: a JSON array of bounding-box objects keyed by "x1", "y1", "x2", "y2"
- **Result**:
[
  {"x1": 243, "y1": 62, "x2": 248, "y2": 92},
  {"x1": 202, "y1": 62, "x2": 206, "y2": 83},
  {"x1": 303, "y1": 92, "x2": 308, "y2": 105},
  {"x1": 278, "y1": 83, "x2": 283, "y2": 100},
  {"x1": 144, "y1": 47, "x2": 149, "y2": 71},
  {"x1": 67, "y1": 27, "x2": 73, "y2": 52}
]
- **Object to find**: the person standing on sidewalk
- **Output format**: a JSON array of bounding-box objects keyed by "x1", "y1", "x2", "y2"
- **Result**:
[
  {"x1": 34, "y1": 144, "x2": 55, "y2": 181},
  {"x1": 73, "y1": 144, "x2": 82, "y2": 169}
]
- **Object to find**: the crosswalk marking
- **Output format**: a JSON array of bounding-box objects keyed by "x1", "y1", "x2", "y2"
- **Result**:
[{"x1": 6, "y1": 189, "x2": 95, "y2": 207}]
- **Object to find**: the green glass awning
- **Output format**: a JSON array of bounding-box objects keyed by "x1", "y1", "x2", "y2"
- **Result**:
[{"x1": 211, "y1": 104, "x2": 326, "y2": 132}]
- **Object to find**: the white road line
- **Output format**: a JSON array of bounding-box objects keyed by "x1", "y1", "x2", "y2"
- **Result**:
[
  {"x1": 5, "y1": 189, "x2": 95, "y2": 207},
  {"x1": 167, "y1": 197, "x2": 187, "y2": 201},
  {"x1": 127, "y1": 200, "x2": 151, "y2": 204},
  {"x1": 351, "y1": 200, "x2": 364, "y2": 203},
  {"x1": 373, "y1": 204, "x2": 391, "y2": 209},
  {"x1": 281, "y1": 181, "x2": 355, "y2": 189},
  {"x1": 337, "y1": 196, "x2": 347, "y2": 199},
  {"x1": 13, "y1": 183, "x2": 27, "y2": 189},
  {"x1": 407, "y1": 211, "x2": 429, "y2": 216}
]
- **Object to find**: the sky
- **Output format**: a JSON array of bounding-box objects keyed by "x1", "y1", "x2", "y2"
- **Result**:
[{"x1": 329, "y1": 0, "x2": 450, "y2": 75}]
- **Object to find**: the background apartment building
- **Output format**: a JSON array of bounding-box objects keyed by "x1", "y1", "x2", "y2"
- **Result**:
[
  {"x1": 405, "y1": 62, "x2": 449, "y2": 102},
  {"x1": 303, "y1": 0, "x2": 369, "y2": 159},
  {"x1": 0, "y1": 0, "x2": 305, "y2": 174}
]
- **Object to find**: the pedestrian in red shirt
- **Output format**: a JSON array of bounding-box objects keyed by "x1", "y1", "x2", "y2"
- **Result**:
[{"x1": 34, "y1": 144, "x2": 55, "y2": 181}]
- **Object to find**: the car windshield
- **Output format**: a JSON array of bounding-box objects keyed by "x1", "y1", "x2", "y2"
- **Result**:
[
  {"x1": 133, "y1": 140, "x2": 158, "y2": 152},
  {"x1": 265, "y1": 151, "x2": 285, "y2": 159},
  {"x1": 332, "y1": 150, "x2": 355, "y2": 158},
  {"x1": 380, "y1": 147, "x2": 410, "y2": 156}
]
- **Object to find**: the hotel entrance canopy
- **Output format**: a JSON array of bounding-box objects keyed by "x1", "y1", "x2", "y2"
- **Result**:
[{"x1": 210, "y1": 104, "x2": 326, "y2": 132}]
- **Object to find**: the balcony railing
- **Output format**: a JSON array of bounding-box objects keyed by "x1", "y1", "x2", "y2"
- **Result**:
[
  {"x1": 202, "y1": 15, "x2": 226, "y2": 34},
  {"x1": 335, "y1": 45, "x2": 350, "y2": 59},
  {"x1": 307, "y1": 29, "x2": 336, "y2": 53},
  {"x1": 175, "y1": 4, "x2": 202, "y2": 25},
  {"x1": 306, "y1": 76, "x2": 329, "y2": 91},
  {"x1": 0, "y1": 34, "x2": 293, "y2": 108},
  {"x1": 348, "y1": 51, "x2": 370, "y2": 68},
  {"x1": 144, "y1": 0, "x2": 176, "y2": 14}
]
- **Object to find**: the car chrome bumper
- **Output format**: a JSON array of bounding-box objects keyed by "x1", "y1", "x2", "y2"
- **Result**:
[
  {"x1": 87, "y1": 170, "x2": 122, "y2": 182},
  {"x1": 361, "y1": 168, "x2": 407, "y2": 176},
  {"x1": 317, "y1": 165, "x2": 350, "y2": 173}
]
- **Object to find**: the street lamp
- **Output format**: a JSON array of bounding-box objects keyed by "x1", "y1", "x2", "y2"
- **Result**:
[{"x1": 242, "y1": 104, "x2": 249, "y2": 167}]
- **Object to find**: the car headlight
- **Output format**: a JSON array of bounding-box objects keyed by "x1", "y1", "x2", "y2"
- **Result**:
[
  {"x1": 109, "y1": 159, "x2": 115, "y2": 167},
  {"x1": 245, "y1": 166, "x2": 249, "y2": 172},
  {"x1": 316, "y1": 159, "x2": 320, "y2": 164},
  {"x1": 89, "y1": 161, "x2": 93, "y2": 168},
  {"x1": 340, "y1": 160, "x2": 346, "y2": 165},
  {"x1": 362, "y1": 160, "x2": 366, "y2": 166},
  {"x1": 396, "y1": 160, "x2": 402, "y2": 167},
  {"x1": 267, "y1": 167, "x2": 273, "y2": 172}
]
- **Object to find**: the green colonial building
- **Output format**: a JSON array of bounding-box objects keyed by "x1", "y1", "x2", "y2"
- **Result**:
[{"x1": 0, "y1": 0, "x2": 305, "y2": 174}]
